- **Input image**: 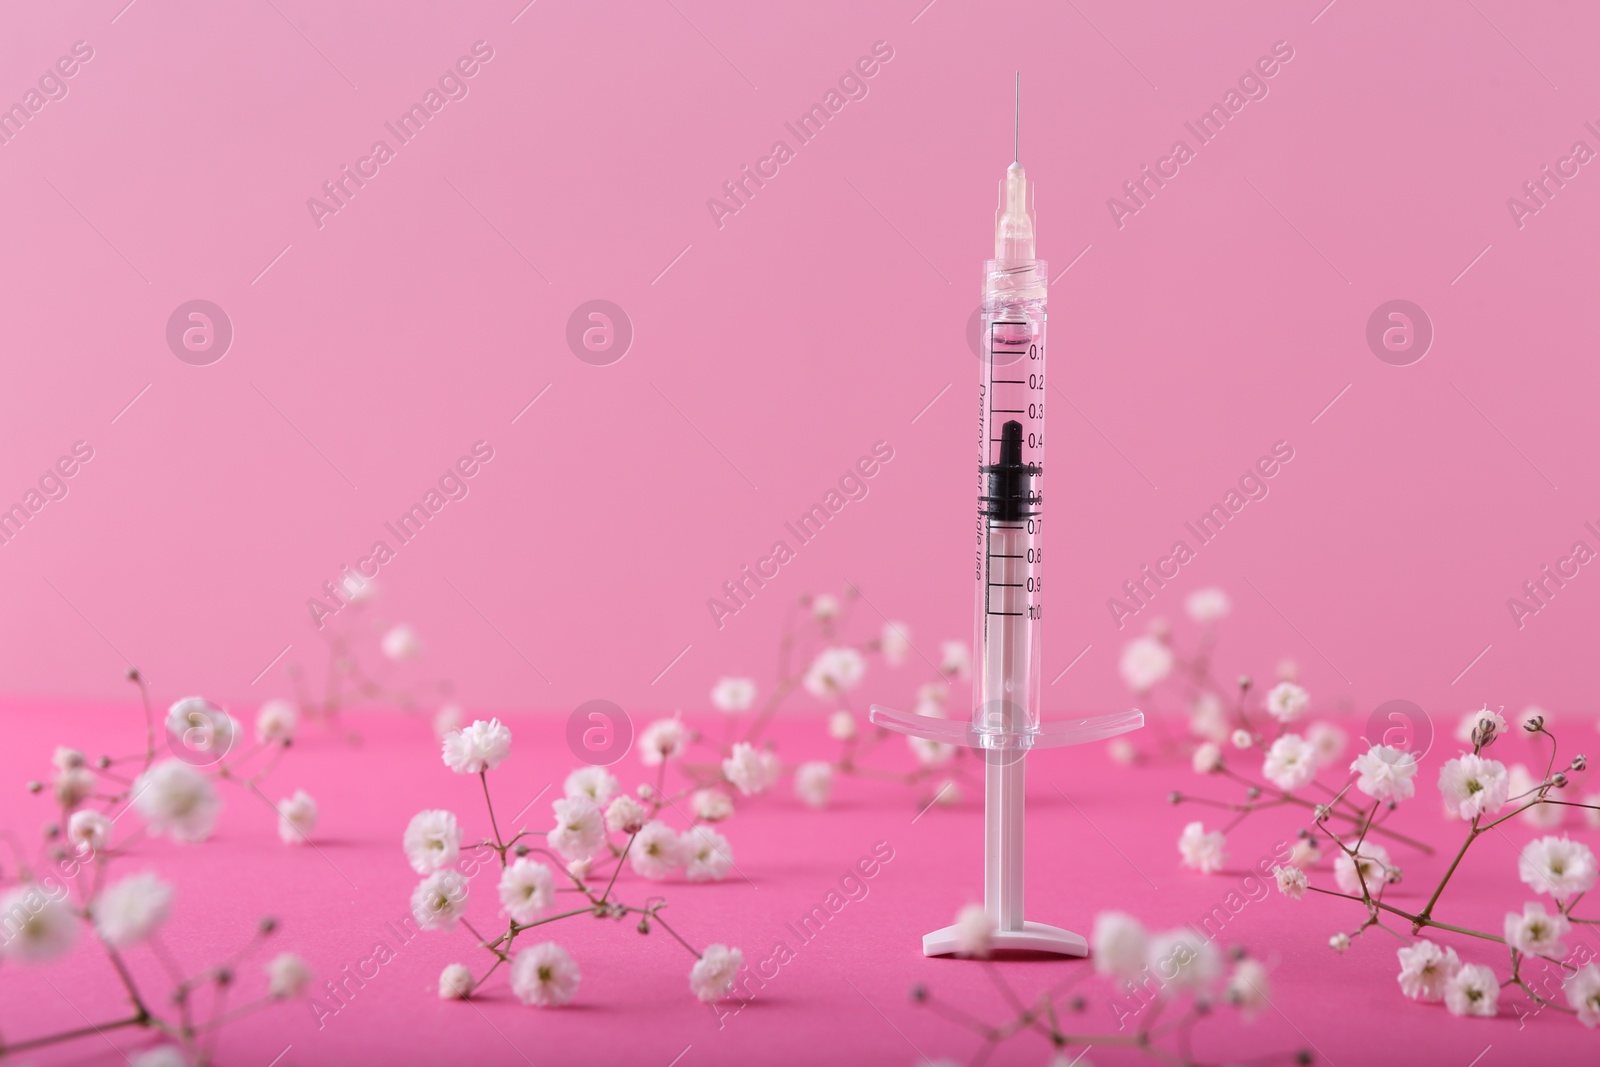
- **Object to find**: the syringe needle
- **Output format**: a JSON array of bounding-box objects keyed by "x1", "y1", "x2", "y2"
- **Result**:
[{"x1": 1013, "y1": 72, "x2": 1020, "y2": 162}]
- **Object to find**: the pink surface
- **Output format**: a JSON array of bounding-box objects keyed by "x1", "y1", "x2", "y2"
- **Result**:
[{"x1": 3, "y1": 703, "x2": 1597, "y2": 1066}]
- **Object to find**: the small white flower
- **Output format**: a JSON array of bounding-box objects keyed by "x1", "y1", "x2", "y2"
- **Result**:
[
  {"x1": 690, "y1": 944, "x2": 744, "y2": 1001},
  {"x1": 1334, "y1": 844, "x2": 1395, "y2": 895},
  {"x1": 795, "y1": 761, "x2": 833, "y2": 808},
  {"x1": 639, "y1": 718, "x2": 687, "y2": 765},
  {"x1": 933, "y1": 779, "x2": 961, "y2": 806},
  {"x1": 954, "y1": 904, "x2": 994, "y2": 957},
  {"x1": 1272, "y1": 865, "x2": 1307, "y2": 899},
  {"x1": 411, "y1": 869, "x2": 469, "y2": 930},
  {"x1": 881, "y1": 621, "x2": 912, "y2": 666},
  {"x1": 548, "y1": 797, "x2": 605, "y2": 863},
  {"x1": 0, "y1": 885, "x2": 77, "y2": 961},
  {"x1": 1277, "y1": 659, "x2": 1299, "y2": 680},
  {"x1": 441, "y1": 719, "x2": 512, "y2": 774},
  {"x1": 564, "y1": 766, "x2": 618, "y2": 806},
  {"x1": 68, "y1": 809, "x2": 111, "y2": 853},
  {"x1": 53, "y1": 745, "x2": 87, "y2": 771},
  {"x1": 1350, "y1": 745, "x2": 1418, "y2": 802},
  {"x1": 1192, "y1": 742, "x2": 1224, "y2": 774},
  {"x1": 1397, "y1": 939, "x2": 1460, "y2": 1001},
  {"x1": 255, "y1": 700, "x2": 298, "y2": 744},
  {"x1": 1225, "y1": 958, "x2": 1270, "y2": 1015},
  {"x1": 1231, "y1": 729, "x2": 1254, "y2": 750},
  {"x1": 1504, "y1": 901, "x2": 1569, "y2": 957},
  {"x1": 630, "y1": 820, "x2": 684, "y2": 880},
  {"x1": 939, "y1": 641, "x2": 971, "y2": 680},
  {"x1": 1264, "y1": 682, "x2": 1309, "y2": 723},
  {"x1": 1455, "y1": 706, "x2": 1507, "y2": 747},
  {"x1": 1178, "y1": 821, "x2": 1226, "y2": 874},
  {"x1": 681, "y1": 825, "x2": 734, "y2": 882},
  {"x1": 433, "y1": 704, "x2": 463, "y2": 739},
  {"x1": 439, "y1": 962, "x2": 474, "y2": 999},
  {"x1": 133, "y1": 760, "x2": 221, "y2": 843},
  {"x1": 1189, "y1": 693, "x2": 1229, "y2": 742},
  {"x1": 381, "y1": 623, "x2": 421, "y2": 661},
  {"x1": 165, "y1": 697, "x2": 238, "y2": 762},
  {"x1": 54, "y1": 766, "x2": 97, "y2": 807},
  {"x1": 1563, "y1": 963, "x2": 1600, "y2": 1028},
  {"x1": 803, "y1": 647, "x2": 867, "y2": 697},
  {"x1": 1108, "y1": 738, "x2": 1136, "y2": 765},
  {"x1": 403, "y1": 809, "x2": 460, "y2": 874},
  {"x1": 811, "y1": 593, "x2": 840, "y2": 621},
  {"x1": 1288, "y1": 838, "x2": 1321, "y2": 867},
  {"x1": 691, "y1": 789, "x2": 734, "y2": 823},
  {"x1": 828, "y1": 711, "x2": 857, "y2": 741},
  {"x1": 910, "y1": 734, "x2": 956, "y2": 768},
  {"x1": 1329, "y1": 932, "x2": 1350, "y2": 953},
  {"x1": 1262, "y1": 734, "x2": 1316, "y2": 791},
  {"x1": 1090, "y1": 912, "x2": 1146, "y2": 979},
  {"x1": 509, "y1": 942, "x2": 580, "y2": 1007},
  {"x1": 277, "y1": 790, "x2": 318, "y2": 844},
  {"x1": 1443, "y1": 962, "x2": 1499, "y2": 1017},
  {"x1": 1509, "y1": 764, "x2": 1562, "y2": 829},
  {"x1": 1147, "y1": 929, "x2": 1221, "y2": 992},
  {"x1": 1517, "y1": 705, "x2": 1548, "y2": 732},
  {"x1": 498, "y1": 859, "x2": 555, "y2": 924},
  {"x1": 711, "y1": 677, "x2": 757, "y2": 713},
  {"x1": 267, "y1": 953, "x2": 313, "y2": 998},
  {"x1": 604, "y1": 794, "x2": 648, "y2": 835},
  {"x1": 1437, "y1": 755, "x2": 1509, "y2": 820},
  {"x1": 94, "y1": 871, "x2": 173, "y2": 947},
  {"x1": 566, "y1": 858, "x2": 591, "y2": 881},
  {"x1": 1518, "y1": 836, "x2": 1598, "y2": 901},
  {"x1": 1185, "y1": 587, "x2": 1231, "y2": 623},
  {"x1": 1306, "y1": 721, "x2": 1347, "y2": 766},
  {"x1": 132, "y1": 1047, "x2": 187, "y2": 1067},
  {"x1": 1118, "y1": 636, "x2": 1172, "y2": 692},
  {"x1": 721, "y1": 742, "x2": 772, "y2": 797}
]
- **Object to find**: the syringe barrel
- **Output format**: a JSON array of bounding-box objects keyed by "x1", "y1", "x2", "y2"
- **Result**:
[{"x1": 973, "y1": 259, "x2": 1047, "y2": 744}]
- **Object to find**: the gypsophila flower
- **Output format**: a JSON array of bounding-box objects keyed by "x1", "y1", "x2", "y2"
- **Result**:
[
  {"x1": 165, "y1": 697, "x2": 238, "y2": 761},
  {"x1": 1350, "y1": 744, "x2": 1418, "y2": 802},
  {"x1": 498, "y1": 859, "x2": 555, "y2": 924},
  {"x1": 1334, "y1": 844, "x2": 1396, "y2": 895},
  {"x1": 1518, "y1": 836, "x2": 1598, "y2": 901},
  {"x1": 1090, "y1": 912, "x2": 1147, "y2": 980},
  {"x1": 711, "y1": 677, "x2": 757, "y2": 713},
  {"x1": 564, "y1": 765, "x2": 618, "y2": 806},
  {"x1": 1178, "y1": 821, "x2": 1227, "y2": 874},
  {"x1": 1437, "y1": 754, "x2": 1509, "y2": 820},
  {"x1": 94, "y1": 871, "x2": 173, "y2": 947},
  {"x1": 1518, "y1": 705, "x2": 1548, "y2": 732},
  {"x1": 940, "y1": 641, "x2": 971, "y2": 680},
  {"x1": 133, "y1": 759, "x2": 221, "y2": 843},
  {"x1": 548, "y1": 797, "x2": 605, "y2": 863},
  {"x1": 277, "y1": 790, "x2": 318, "y2": 844},
  {"x1": 255, "y1": 699, "x2": 298, "y2": 744},
  {"x1": 53, "y1": 745, "x2": 87, "y2": 771},
  {"x1": 1185, "y1": 587, "x2": 1231, "y2": 623},
  {"x1": 691, "y1": 789, "x2": 734, "y2": 822},
  {"x1": 1455, "y1": 706, "x2": 1506, "y2": 747},
  {"x1": 1108, "y1": 739, "x2": 1136, "y2": 766},
  {"x1": 933, "y1": 778, "x2": 961, "y2": 806},
  {"x1": 722, "y1": 742, "x2": 771, "y2": 797},
  {"x1": 1147, "y1": 929, "x2": 1221, "y2": 992},
  {"x1": 1509, "y1": 764, "x2": 1562, "y2": 829},
  {"x1": 1289, "y1": 838, "x2": 1321, "y2": 867},
  {"x1": 54, "y1": 765, "x2": 96, "y2": 807},
  {"x1": 1264, "y1": 682, "x2": 1310, "y2": 723},
  {"x1": 68, "y1": 809, "x2": 111, "y2": 853},
  {"x1": 1192, "y1": 742, "x2": 1223, "y2": 774},
  {"x1": 1231, "y1": 729, "x2": 1254, "y2": 750},
  {"x1": 1262, "y1": 734, "x2": 1317, "y2": 791},
  {"x1": 681, "y1": 825, "x2": 734, "y2": 882},
  {"x1": 411, "y1": 869, "x2": 469, "y2": 930},
  {"x1": 909, "y1": 734, "x2": 956, "y2": 768},
  {"x1": 630, "y1": 820, "x2": 684, "y2": 880},
  {"x1": 510, "y1": 942, "x2": 580, "y2": 1007},
  {"x1": 0, "y1": 885, "x2": 77, "y2": 962},
  {"x1": 881, "y1": 621, "x2": 912, "y2": 666},
  {"x1": 1272, "y1": 865, "x2": 1307, "y2": 900},
  {"x1": 381, "y1": 623, "x2": 421, "y2": 661},
  {"x1": 1307, "y1": 721, "x2": 1347, "y2": 766},
  {"x1": 439, "y1": 963, "x2": 474, "y2": 999},
  {"x1": 1397, "y1": 940, "x2": 1460, "y2": 1001},
  {"x1": 267, "y1": 953, "x2": 313, "y2": 998},
  {"x1": 1226, "y1": 958, "x2": 1270, "y2": 1015},
  {"x1": 566, "y1": 858, "x2": 591, "y2": 881},
  {"x1": 828, "y1": 710, "x2": 857, "y2": 741},
  {"x1": 403, "y1": 809, "x2": 461, "y2": 873},
  {"x1": 811, "y1": 593, "x2": 840, "y2": 621},
  {"x1": 804, "y1": 647, "x2": 867, "y2": 697},
  {"x1": 795, "y1": 761, "x2": 833, "y2": 808},
  {"x1": 689, "y1": 944, "x2": 744, "y2": 1001},
  {"x1": 1190, "y1": 692, "x2": 1229, "y2": 742},
  {"x1": 1329, "y1": 932, "x2": 1350, "y2": 953},
  {"x1": 604, "y1": 794, "x2": 648, "y2": 835},
  {"x1": 1443, "y1": 963, "x2": 1499, "y2": 1018},
  {"x1": 433, "y1": 704, "x2": 463, "y2": 739},
  {"x1": 1564, "y1": 963, "x2": 1600, "y2": 1027},
  {"x1": 1504, "y1": 901, "x2": 1569, "y2": 957},
  {"x1": 441, "y1": 719, "x2": 512, "y2": 774},
  {"x1": 132, "y1": 1047, "x2": 187, "y2": 1067},
  {"x1": 1119, "y1": 636, "x2": 1173, "y2": 692},
  {"x1": 954, "y1": 904, "x2": 994, "y2": 957},
  {"x1": 639, "y1": 718, "x2": 687, "y2": 765}
]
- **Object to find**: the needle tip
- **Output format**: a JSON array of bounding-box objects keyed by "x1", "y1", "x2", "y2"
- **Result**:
[{"x1": 1013, "y1": 72, "x2": 1020, "y2": 162}]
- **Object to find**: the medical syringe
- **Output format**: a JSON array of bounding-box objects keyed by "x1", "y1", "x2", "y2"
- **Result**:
[{"x1": 871, "y1": 77, "x2": 1142, "y2": 958}]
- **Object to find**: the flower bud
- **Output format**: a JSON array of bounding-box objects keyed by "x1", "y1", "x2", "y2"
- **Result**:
[
  {"x1": 1329, "y1": 932, "x2": 1350, "y2": 953},
  {"x1": 1524, "y1": 714, "x2": 1545, "y2": 732},
  {"x1": 1552, "y1": 772, "x2": 1569, "y2": 789},
  {"x1": 1572, "y1": 755, "x2": 1587, "y2": 771}
]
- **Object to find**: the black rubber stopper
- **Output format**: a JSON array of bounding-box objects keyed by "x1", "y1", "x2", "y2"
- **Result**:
[{"x1": 981, "y1": 420, "x2": 1040, "y2": 522}]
